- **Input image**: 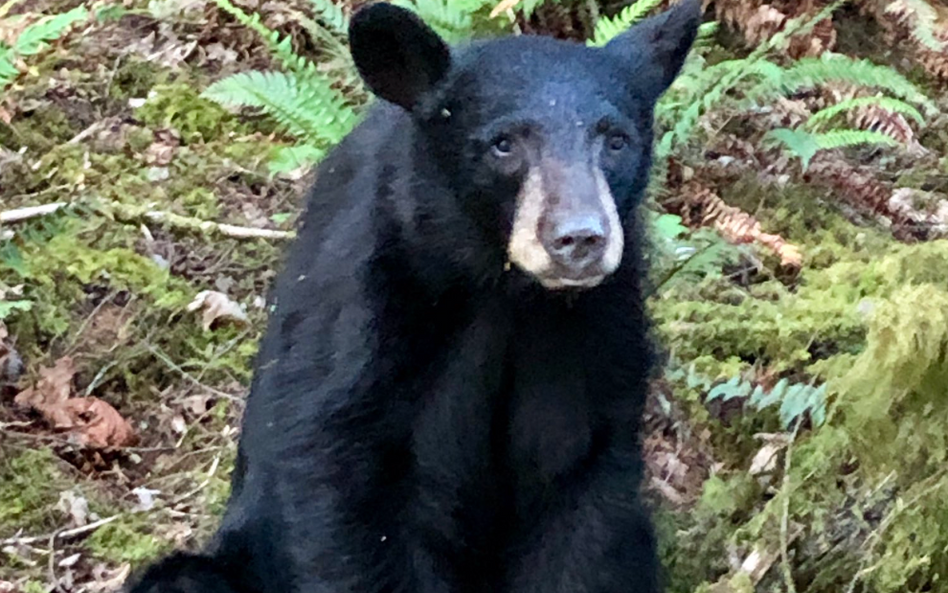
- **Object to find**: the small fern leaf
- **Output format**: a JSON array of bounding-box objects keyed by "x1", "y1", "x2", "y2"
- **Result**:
[
  {"x1": 202, "y1": 71, "x2": 356, "y2": 147},
  {"x1": 765, "y1": 128, "x2": 821, "y2": 170},
  {"x1": 14, "y1": 6, "x2": 88, "y2": 57},
  {"x1": 588, "y1": 0, "x2": 664, "y2": 47},
  {"x1": 806, "y1": 96, "x2": 925, "y2": 130}
]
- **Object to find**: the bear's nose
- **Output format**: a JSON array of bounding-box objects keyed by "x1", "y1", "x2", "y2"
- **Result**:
[{"x1": 544, "y1": 215, "x2": 608, "y2": 271}]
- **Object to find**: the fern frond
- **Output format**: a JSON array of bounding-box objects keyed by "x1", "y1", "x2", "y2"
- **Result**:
[
  {"x1": 269, "y1": 144, "x2": 325, "y2": 175},
  {"x1": 13, "y1": 5, "x2": 87, "y2": 56},
  {"x1": 587, "y1": 0, "x2": 664, "y2": 47},
  {"x1": 0, "y1": 47, "x2": 18, "y2": 88},
  {"x1": 885, "y1": 0, "x2": 947, "y2": 52},
  {"x1": 694, "y1": 21, "x2": 719, "y2": 46},
  {"x1": 765, "y1": 127, "x2": 899, "y2": 170},
  {"x1": 202, "y1": 70, "x2": 357, "y2": 146},
  {"x1": 806, "y1": 96, "x2": 924, "y2": 130},
  {"x1": 812, "y1": 129, "x2": 901, "y2": 150},
  {"x1": 775, "y1": 53, "x2": 936, "y2": 113},
  {"x1": 652, "y1": 2, "x2": 848, "y2": 157},
  {"x1": 309, "y1": 0, "x2": 349, "y2": 35},
  {"x1": 392, "y1": 0, "x2": 489, "y2": 43},
  {"x1": 210, "y1": 0, "x2": 318, "y2": 78},
  {"x1": 756, "y1": 0, "x2": 845, "y2": 55}
]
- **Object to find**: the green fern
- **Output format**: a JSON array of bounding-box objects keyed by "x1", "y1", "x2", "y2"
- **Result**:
[
  {"x1": 755, "y1": 53, "x2": 937, "y2": 114},
  {"x1": 588, "y1": 1, "x2": 717, "y2": 48},
  {"x1": 0, "y1": 5, "x2": 88, "y2": 90},
  {"x1": 204, "y1": 0, "x2": 361, "y2": 173},
  {"x1": 211, "y1": 0, "x2": 317, "y2": 77},
  {"x1": 269, "y1": 144, "x2": 327, "y2": 176},
  {"x1": 587, "y1": 0, "x2": 664, "y2": 47},
  {"x1": 894, "y1": 0, "x2": 946, "y2": 52},
  {"x1": 805, "y1": 96, "x2": 924, "y2": 130},
  {"x1": 648, "y1": 213, "x2": 744, "y2": 293},
  {"x1": 202, "y1": 70, "x2": 356, "y2": 148},
  {"x1": 391, "y1": 0, "x2": 492, "y2": 43},
  {"x1": 654, "y1": 0, "x2": 847, "y2": 159},
  {"x1": 706, "y1": 376, "x2": 827, "y2": 429},
  {"x1": 765, "y1": 127, "x2": 899, "y2": 170}
]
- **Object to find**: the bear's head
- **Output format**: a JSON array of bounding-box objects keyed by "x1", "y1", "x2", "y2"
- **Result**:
[{"x1": 349, "y1": 0, "x2": 700, "y2": 291}]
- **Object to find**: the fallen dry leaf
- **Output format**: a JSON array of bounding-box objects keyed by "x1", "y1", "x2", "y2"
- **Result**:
[
  {"x1": 15, "y1": 355, "x2": 75, "y2": 411},
  {"x1": 58, "y1": 490, "x2": 90, "y2": 527},
  {"x1": 187, "y1": 290, "x2": 249, "y2": 331},
  {"x1": 15, "y1": 356, "x2": 137, "y2": 448},
  {"x1": 748, "y1": 443, "x2": 782, "y2": 475},
  {"x1": 87, "y1": 563, "x2": 131, "y2": 593}
]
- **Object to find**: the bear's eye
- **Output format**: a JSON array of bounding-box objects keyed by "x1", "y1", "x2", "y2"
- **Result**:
[
  {"x1": 491, "y1": 136, "x2": 514, "y2": 157},
  {"x1": 607, "y1": 132, "x2": 629, "y2": 152}
]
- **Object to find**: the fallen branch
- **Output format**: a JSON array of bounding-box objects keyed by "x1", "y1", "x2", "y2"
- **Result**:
[
  {"x1": 0, "y1": 200, "x2": 295, "y2": 241},
  {"x1": 0, "y1": 202, "x2": 67, "y2": 224},
  {"x1": 0, "y1": 515, "x2": 120, "y2": 547}
]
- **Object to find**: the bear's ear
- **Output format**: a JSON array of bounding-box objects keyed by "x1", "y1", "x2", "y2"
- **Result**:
[
  {"x1": 604, "y1": 0, "x2": 702, "y2": 97},
  {"x1": 349, "y1": 3, "x2": 452, "y2": 111}
]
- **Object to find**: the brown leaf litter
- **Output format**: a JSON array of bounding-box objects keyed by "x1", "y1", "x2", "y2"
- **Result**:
[{"x1": 14, "y1": 356, "x2": 137, "y2": 448}]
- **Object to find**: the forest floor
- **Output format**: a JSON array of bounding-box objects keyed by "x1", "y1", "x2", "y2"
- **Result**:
[{"x1": 1, "y1": 1, "x2": 948, "y2": 593}]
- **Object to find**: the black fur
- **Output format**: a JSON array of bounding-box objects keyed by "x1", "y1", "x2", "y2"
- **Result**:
[{"x1": 127, "y1": 2, "x2": 701, "y2": 592}]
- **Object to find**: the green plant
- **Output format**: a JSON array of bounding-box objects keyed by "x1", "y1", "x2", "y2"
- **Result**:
[
  {"x1": 803, "y1": 96, "x2": 924, "y2": 130},
  {"x1": 652, "y1": 0, "x2": 935, "y2": 170},
  {"x1": 586, "y1": 0, "x2": 664, "y2": 47},
  {"x1": 202, "y1": 0, "x2": 359, "y2": 174},
  {"x1": 707, "y1": 375, "x2": 828, "y2": 429},
  {"x1": 0, "y1": 299, "x2": 31, "y2": 320},
  {"x1": 764, "y1": 128, "x2": 899, "y2": 170},
  {"x1": 392, "y1": 0, "x2": 495, "y2": 43},
  {"x1": 0, "y1": 4, "x2": 88, "y2": 91},
  {"x1": 648, "y1": 212, "x2": 744, "y2": 293}
]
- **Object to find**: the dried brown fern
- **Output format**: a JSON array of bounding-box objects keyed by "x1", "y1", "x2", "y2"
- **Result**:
[
  {"x1": 713, "y1": 0, "x2": 836, "y2": 57},
  {"x1": 675, "y1": 181, "x2": 803, "y2": 267},
  {"x1": 859, "y1": 0, "x2": 948, "y2": 80}
]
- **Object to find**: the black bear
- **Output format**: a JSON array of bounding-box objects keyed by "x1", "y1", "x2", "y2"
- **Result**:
[{"x1": 128, "y1": 1, "x2": 700, "y2": 592}]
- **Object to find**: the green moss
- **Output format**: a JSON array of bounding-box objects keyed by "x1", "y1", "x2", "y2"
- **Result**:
[
  {"x1": 110, "y1": 57, "x2": 166, "y2": 100},
  {"x1": 22, "y1": 582, "x2": 47, "y2": 593},
  {"x1": 85, "y1": 515, "x2": 169, "y2": 566},
  {"x1": 656, "y1": 474, "x2": 762, "y2": 593},
  {"x1": 136, "y1": 83, "x2": 243, "y2": 144},
  {"x1": 0, "y1": 449, "x2": 70, "y2": 535}
]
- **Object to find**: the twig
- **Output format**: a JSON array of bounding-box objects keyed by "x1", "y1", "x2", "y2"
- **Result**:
[
  {"x1": 48, "y1": 532, "x2": 62, "y2": 593},
  {"x1": 104, "y1": 202, "x2": 294, "y2": 240},
  {"x1": 0, "y1": 199, "x2": 294, "y2": 241},
  {"x1": 1, "y1": 515, "x2": 120, "y2": 546},
  {"x1": 0, "y1": 202, "x2": 67, "y2": 223}
]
